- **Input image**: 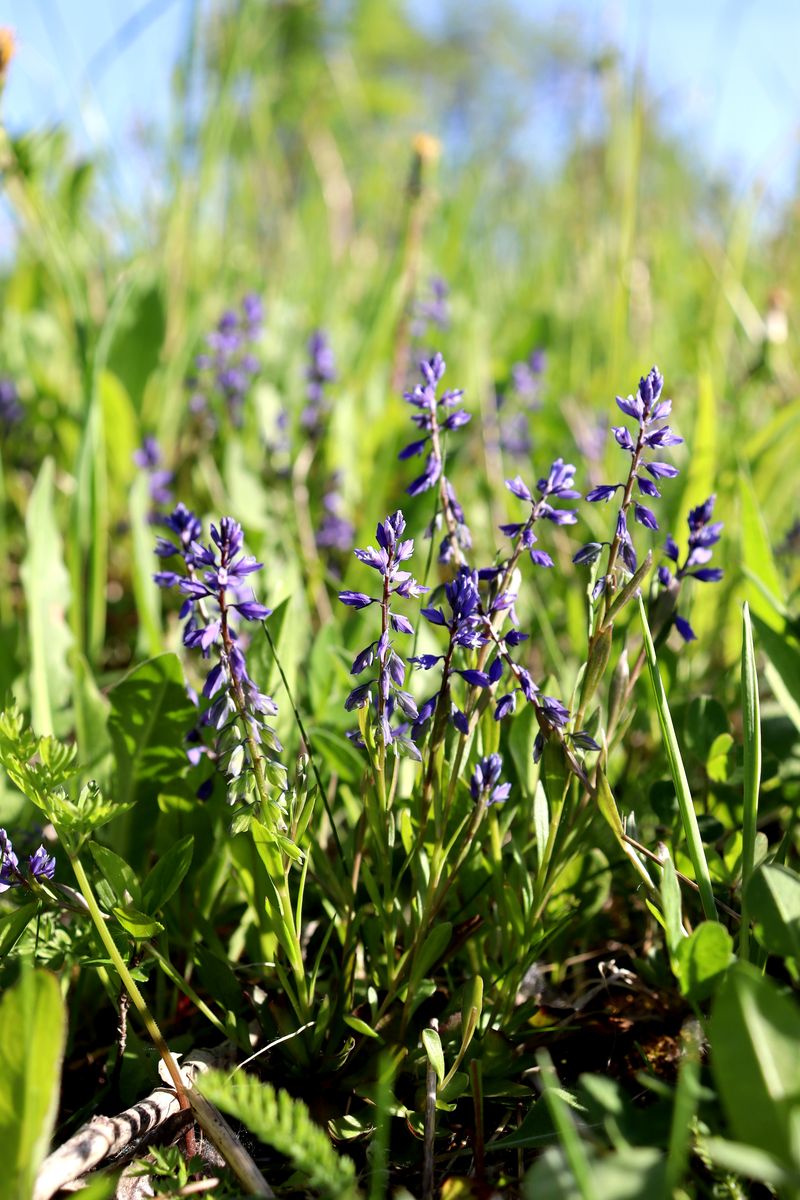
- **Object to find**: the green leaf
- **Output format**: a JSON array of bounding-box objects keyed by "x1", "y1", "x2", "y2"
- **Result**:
[
  {"x1": 739, "y1": 470, "x2": 785, "y2": 632},
  {"x1": 0, "y1": 902, "x2": 40, "y2": 960},
  {"x1": 111, "y1": 903, "x2": 164, "y2": 940},
  {"x1": 20, "y1": 458, "x2": 73, "y2": 736},
  {"x1": 129, "y1": 473, "x2": 163, "y2": 659},
  {"x1": 638, "y1": 597, "x2": 717, "y2": 922},
  {"x1": 422, "y1": 1027, "x2": 446, "y2": 1086},
  {"x1": 751, "y1": 614, "x2": 800, "y2": 736},
  {"x1": 524, "y1": 1145, "x2": 665, "y2": 1200},
  {"x1": 343, "y1": 1015, "x2": 382, "y2": 1040},
  {"x1": 710, "y1": 962, "x2": 800, "y2": 1166},
  {"x1": 595, "y1": 770, "x2": 653, "y2": 890},
  {"x1": 141, "y1": 835, "x2": 194, "y2": 913},
  {"x1": 306, "y1": 726, "x2": 365, "y2": 785},
  {"x1": 408, "y1": 922, "x2": 452, "y2": 993},
  {"x1": 0, "y1": 969, "x2": 66, "y2": 1200},
  {"x1": 745, "y1": 863, "x2": 800, "y2": 960},
  {"x1": 90, "y1": 842, "x2": 141, "y2": 906},
  {"x1": 706, "y1": 732, "x2": 734, "y2": 783},
  {"x1": 740, "y1": 602, "x2": 762, "y2": 963},
  {"x1": 659, "y1": 847, "x2": 685, "y2": 960},
  {"x1": 107, "y1": 278, "x2": 165, "y2": 413},
  {"x1": 675, "y1": 921, "x2": 733, "y2": 1003},
  {"x1": 108, "y1": 654, "x2": 196, "y2": 808}
]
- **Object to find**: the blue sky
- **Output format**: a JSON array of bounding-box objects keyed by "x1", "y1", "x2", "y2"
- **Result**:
[{"x1": 1, "y1": 0, "x2": 798, "y2": 235}]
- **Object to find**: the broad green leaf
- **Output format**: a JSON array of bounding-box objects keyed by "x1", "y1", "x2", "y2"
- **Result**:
[
  {"x1": 107, "y1": 278, "x2": 166, "y2": 413},
  {"x1": 752, "y1": 614, "x2": 800, "y2": 736},
  {"x1": 0, "y1": 902, "x2": 39, "y2": 960},
  {"x1": 343, "y1": 1015, "x2": 382, "y2": 1040},
  {"x1": 739, "y1": 471, "x2": 785, "y2": 632},
  {"x1": 306, "y1": 726, "x2": 365, "y2": 785},
  {"x1": 422, "y1": 1027, "x2": 445, "y2": 1085},
  {"x1": 675, "y1": 921, "x2": 733, "y2": 1003},
  {"x1": 90, "y1": 841, "x2": 141, "y2": 906},
  {"x1": 659, "y1": 847, "x2": 685, "y2": 960},
  {"x1": 524, "y1": 1146, "x2": 666, "y2": 1200},
  {"x1": 710, "y1": 962, "x2": 800, "y2": 1165},
  {"x1": 72, "y1": 653, "x2": 111, "y2": 775},
  {"x1": 100, "y1": 369, "x2": 138, "y2": 493},
  {"x1": 408, "y1": 922, "x2": 452, "y2": 992},
  {"x1": 141, "y1": 835, "x2": 195, "y2": 913},
  {"x1": 20, "y1": 458, "x2": 73, "y2": 736},
  {"x1": 111, "y1": 903, "x2": 164, "y2": 940},
  {"x1": 0, "y1": 969, "x2": 66, "y2": 1200},
  {"x1": 129, "y1": 473, "x2": 163, "y2": 659},
  {"x1": 746, "y1": 863, "x2": 800, "y2": 960},
  {"x1": 108, "y1": 654, "x2": 196, "y2": 808}
]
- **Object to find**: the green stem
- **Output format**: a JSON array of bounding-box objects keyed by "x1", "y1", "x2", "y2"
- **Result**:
[{"x1": 69, "y1": 851, "x2": 188, "y2": 1105}]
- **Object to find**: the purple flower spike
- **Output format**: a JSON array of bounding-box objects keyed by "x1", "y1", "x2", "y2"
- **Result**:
[
  {"x1": 576, "y1": 366, "x2": 683, "y2": 598},
  {"x1": 399, "y1": 355, "x2": 472, "y2": 563},
  {"x1": 657, "y1": 495, "x2": 724, "y2": 647},
  {"x1": 154, "y1": 507, "x2": 284, "y2": 803},
  {"x1": 339, "y1": 511, "x2": 425, "y2": 747}
]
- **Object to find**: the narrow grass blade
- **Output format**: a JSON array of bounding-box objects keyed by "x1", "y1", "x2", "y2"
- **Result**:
[
  {"x1": 739, "y1": 602, "x2": 761, "y2": 959},
  {"x1": 21, "y1": 458, "x2": 73, "y2": 736},
  {"x1": 638, "y1": 596, "x2": 717, "y2": 922},
  {"x1": 535, "y1": 1049, "x2": 597, "y2": 1200}
]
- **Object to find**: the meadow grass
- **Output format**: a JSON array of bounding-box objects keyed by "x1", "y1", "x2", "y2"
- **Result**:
[{"x1": 0, "y1": 4, "x2": 799, "y2": 1198}]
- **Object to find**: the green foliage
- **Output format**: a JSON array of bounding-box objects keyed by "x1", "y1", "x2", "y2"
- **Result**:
[
  {"x1": 107, "y1": 654, "x2": 197, "y2": 808},
  {"x1": 198, "y1": 1069, "x2": 360, "y2": 1199},
  {"x1": 1, "y1": 3, "x2": 799, "y2": 1195},
  {"x1": 0, "y1": 969, "x2": 66, "y2": 1200}
]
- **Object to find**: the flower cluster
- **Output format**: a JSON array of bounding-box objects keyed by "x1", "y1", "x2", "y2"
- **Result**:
[
  {"x1": 574, "y1": 366, "x2": 682, "y2": 591},
  {"x1": 315, "y1": 472, "x2": 355, "y2": 558},
  {"x1": 411, "y1": 275, "x2": 450, "y2": 341},
  {"x1": 400, "y1": 353, "x2": 471, "y2": 562},
  {"x1": 502, "y1": 458, "x2": 581, "y2": 568},
  {"x1": 657, "y1": 495, "x2": 724, "y2": 642},
  {"x1": 470, "y1": 754, "x2": 510, "y2": 806},
  {"x1": 302, "y1": 329, "x2": 336, "y2": 435},
  {"x1": 0, "y1": 827, "x2": 55, "y2": 892},
  {"x1": 0, "y1": 377, "x2": 22, "y2": 431},
  {"x1": 339, "y1": 512, "x2": 425, "y2": 752},
  {"x1": 496, "y1": 347, "x2": 546, "y2": 458},
  {"x1": 134, "y1": 436, "x2": 174, "y2": 511},
  {"x1": 188, "y1": 294, "x2": 263, "y2": 428},
  {"x1": 410, "y1": 567, "x2": 502, "y2": 738},
  {"x1": 154, "y1": 506, "x2": 284, "y2": 803}
]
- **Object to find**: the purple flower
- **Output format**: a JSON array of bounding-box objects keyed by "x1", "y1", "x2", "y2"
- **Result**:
[
  {"x1": 28, "y1": 845, "x2": 56, "y2": 881},
  {"x1": 470, "y1": 754, "x2": 511, "y2": 805},
  {"x1": 400, "y1": 354, "x2": 472, "y2": 563},
  {"x1": 576, "y1": 367, "x2": 682, "y2": 597},
  {"x1": 154, "y1": 509, "x2": 283, "y2": 801},
  {"x1": 339, "y1": 511, "x2": 425, "y2": 748},
  {"x1": 187, "y1": 296, "x2": 263, "y2": 429},
  {"x1": 134, "y1": 436, "x2": 174, "y2": 511},
  {"x1": 302, "y1": 329, "x2": 337, "y2": 435},
  {"x1": 0, "y1": 378, "x2": 23, "y2": 430},
  {"x1": 657, "y1": 495, "x2": 724, "y2": 646},
  {"x1": 0, "y1": 828, "x2": 19, "y2": 892},
  {"x1": 411, "y1": 275, "x2": 451, "y2": 339},
  {"x1": 502, "y1": 458, "x2": 580, "y2": 567}
]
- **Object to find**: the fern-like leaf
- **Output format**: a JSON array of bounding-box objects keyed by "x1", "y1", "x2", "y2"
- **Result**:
[{"x1": 197, "y1": 1068, "x2": 360, "y2": 1199}]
